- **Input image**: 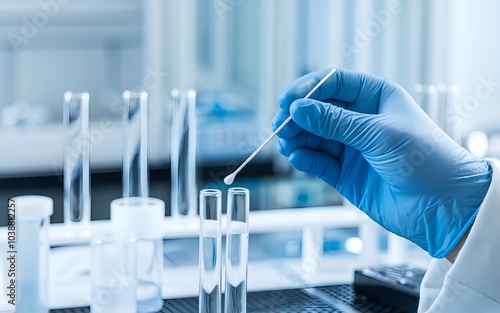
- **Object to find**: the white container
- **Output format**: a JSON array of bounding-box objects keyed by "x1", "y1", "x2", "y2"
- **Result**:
[
  {"x1": 13, "y1": 195, "x2": 53, "y2": 313},
  {"x1": 111, "y1": 197, "x2": 165, "y2": 313}
]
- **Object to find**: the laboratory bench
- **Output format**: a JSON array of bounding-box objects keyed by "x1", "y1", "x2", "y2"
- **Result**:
[
  {"x1": 1, "y1": 205, "x2": 430, "y2": 312},
  {"x1": 49, "y1": 285, "x2": 402, "y2": 313},
  {"x1": 0, "y1": 166, "x2": 430, "y2": 312}
]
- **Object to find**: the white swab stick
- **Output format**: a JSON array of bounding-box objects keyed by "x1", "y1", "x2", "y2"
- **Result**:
[{"x1": 224, "y1": 68, "x2": 337, "y2": 185}]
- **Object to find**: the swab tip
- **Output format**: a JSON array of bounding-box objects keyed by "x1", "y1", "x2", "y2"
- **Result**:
[{"x1": 224, "y1": 174, "x2": 235, "y2": 185}]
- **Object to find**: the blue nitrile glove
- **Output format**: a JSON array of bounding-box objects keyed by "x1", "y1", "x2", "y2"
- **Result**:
[{"x1": 272, "y1": 68, "x2": 492, "y2": 258}]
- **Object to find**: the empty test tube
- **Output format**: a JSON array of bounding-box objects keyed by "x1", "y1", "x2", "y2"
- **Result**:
[
  {"x1": 199, "y1": 189, "x2": 222, "y2": 313},
  {"x1": 122, "y1": 90, "x2": 149, "y2": 197},
  {"x1": 225, "y1": 187, "x2": 250, "y2": 313},
  {"x1": 171, "y1": 89, "x2": 197, "y2": 217},
  {"x1": 63, "y1": 91, "x2": 90, "y2": 224}
]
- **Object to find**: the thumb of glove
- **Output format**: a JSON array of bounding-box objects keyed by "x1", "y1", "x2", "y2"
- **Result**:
[{"x1": 289, "y1": 99, "x2": 379, "y2": 151}]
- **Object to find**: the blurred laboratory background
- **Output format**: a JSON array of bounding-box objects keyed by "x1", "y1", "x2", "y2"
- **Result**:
[
  {"x1": 2, "y1": 0, "x2": 500, "y2": 311},
  {"x1": 1, "y1": 0, "x2": 500, "y2": 220}
]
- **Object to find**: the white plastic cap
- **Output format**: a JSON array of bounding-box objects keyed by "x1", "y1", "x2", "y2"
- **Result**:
[
  {"x1": 12, "y1": 196, "x2": 53, "y2": 219},
  {"x1": 111, "y1": 197, "x2": 165, "y2": 240}
]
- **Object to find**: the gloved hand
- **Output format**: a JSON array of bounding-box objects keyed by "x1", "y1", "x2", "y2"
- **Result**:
[{"x1": 273, "y1": 68, "x2": 492, "y2": 258}]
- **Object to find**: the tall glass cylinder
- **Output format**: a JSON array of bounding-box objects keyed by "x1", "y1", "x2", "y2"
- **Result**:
[
  {"x1": 225, "y1": 188, "x2": 250, "y2": 313},
  {"x1": 122, "y1": 90, "x2": 149, "y2": 198},
  {"x1": 63, "y1": 91, "x2": 90, "y2": 224},
  {"x1": 171, "y1": 89, "x2": 197, "y2": 217},
  {"x1": 199, "y1": 189, "x2": 222, "y2": 313}
]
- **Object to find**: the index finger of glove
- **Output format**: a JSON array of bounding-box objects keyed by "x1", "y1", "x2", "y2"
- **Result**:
[
  {"x1": 279, "y1": 68, "x2": 353, "y2": 111},
  {"x1": 279, "y1": 68, "x2": 385, "y2": 114}
]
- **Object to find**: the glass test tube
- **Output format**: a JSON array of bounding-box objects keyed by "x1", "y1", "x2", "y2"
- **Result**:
[
  {"x1": 171, "y1": 89, "x2": 197, "y2": 217},
  {"x1": 225, "y1": 188, "x2": 250, "y2": 313},
  {"x1": 122, "y1": 90, "x2": 149, "y2": 198},
  {"x1": 199, "y1": 189, "x2": 222, "y2": 313},
  {"x1": 63, "y1": 91, "x2": 90, "y2": 224}
]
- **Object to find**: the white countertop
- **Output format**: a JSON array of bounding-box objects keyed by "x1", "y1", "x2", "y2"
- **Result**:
[{"x1": 0, "y1": 206, "x2": 431, "y2": 311}]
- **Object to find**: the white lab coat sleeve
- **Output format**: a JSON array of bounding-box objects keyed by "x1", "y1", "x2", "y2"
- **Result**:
[{"x1": 418, "y1": 158, "x2": 500, "y2": 313}]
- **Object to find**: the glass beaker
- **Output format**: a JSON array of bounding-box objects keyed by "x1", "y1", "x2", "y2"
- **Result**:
[
  {"x1": 199, "y1": 189, "x2": 222, "y2": 313},
  {"x1": 111, "y1": 197, "x2": 165, "y2": 312},
  {"x1": 13, "y1": 195, "x2": 53, "y2": 313},
  {"x1": 91, "y1": 233, "x2": 137, "y2": 313}
]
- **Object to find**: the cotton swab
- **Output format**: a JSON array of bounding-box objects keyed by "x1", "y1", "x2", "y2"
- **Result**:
[{"x1": 224, "y1": 68, "x2": 337, "y2": 185}]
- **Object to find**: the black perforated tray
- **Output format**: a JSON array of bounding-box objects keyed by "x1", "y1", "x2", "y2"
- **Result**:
[{"x1": 50, "y1": 285, "x2": 399, "y2": 313}]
